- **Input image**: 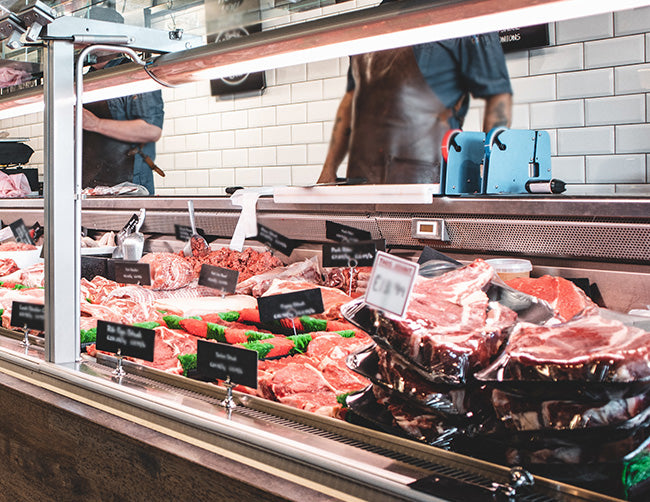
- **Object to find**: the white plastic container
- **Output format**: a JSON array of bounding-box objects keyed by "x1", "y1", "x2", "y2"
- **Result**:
[{"x1": 486, "y1": 258, "x2": 532, "y2": 281}]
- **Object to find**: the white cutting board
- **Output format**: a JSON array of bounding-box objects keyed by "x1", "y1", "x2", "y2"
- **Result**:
[{"x1": 273, "y1": 184, "x2": 440, "y2": 204}]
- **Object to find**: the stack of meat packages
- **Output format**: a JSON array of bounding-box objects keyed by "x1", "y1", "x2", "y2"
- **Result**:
[
  {"x1": 475, "y1": 276, "x2": 650, "y2": 500},
  {"x1": 343, "y1": 260, "x2": 650, "y2": 500},
  {"x1": 344, "y1": 259, "x2": 516, "y2": 448}
]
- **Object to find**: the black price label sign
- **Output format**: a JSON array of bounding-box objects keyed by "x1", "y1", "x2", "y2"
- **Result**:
[
  {"x1": 96, "y1": 320, "x2": 155, "y2": 361},
  {"x1": 198, "y1": 265, "x2": 239, "y2": 295},
  {"x1": 197, "y1": 339, "x2": 258, "y2": 389},
  {"x1": 322, "y1": 242, "x2": 376, "y2": 268},
  {"x1": 174, "y1": 224, "x2": 205, "y2": 242},
  {"x1": 325, "y1": 221, "x2": 371, "y2": 243},
  {"x1": 256, "y1": 224, "x2": 299, "y2": 255},
  {"x1": 257, "y1": 288, "x2": 324, "y2": 322},
  {"x1": 113, "y1": 261, "x2": 151, "y2": 286},
  {"x1": 9, "y1": 219, "x2": 34, "y2": 245},
  {"x1": 11, "y1": 301, "x2": 44, "y2": 331}
]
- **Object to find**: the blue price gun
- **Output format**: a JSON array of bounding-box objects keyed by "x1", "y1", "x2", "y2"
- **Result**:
[{"x1": 440, "y1": 128, "x2": 555, "y2": 195}]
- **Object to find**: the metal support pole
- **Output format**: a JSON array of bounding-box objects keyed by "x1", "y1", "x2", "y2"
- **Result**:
[{"x1": 44, "y1": 39, "x2": 80, "y2": 365}]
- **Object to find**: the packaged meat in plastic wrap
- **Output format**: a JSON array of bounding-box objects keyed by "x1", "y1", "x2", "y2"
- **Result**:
[
  {"x1": 490, "y1": 387, "x2": 650, "y2": 432},
  {"x1": 345, "y1": 385, "x2": 467, "y2": 449},
  {"x1": 236, "y1": 256, "x2": 321, "y2": 297},
  {"x1": 476, "y1": 316, "x2": 650, "y2": 384},
  {"x1": 322, "y1": 266, "x2": 372, "y2": 298},
  {"x1": 465, "y1": 419, "x2": 650, "y2": 500},
  {"x1": 347, "y1": 343, "x2": 489, "y2": 417},
  {"x1": 341, "y1": 259, "x2": 558, "y2": 385}
]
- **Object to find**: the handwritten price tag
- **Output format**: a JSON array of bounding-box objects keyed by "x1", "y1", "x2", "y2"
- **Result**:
[{"x1": 365, "y1": 252, "x2": 419, "y2": 317}]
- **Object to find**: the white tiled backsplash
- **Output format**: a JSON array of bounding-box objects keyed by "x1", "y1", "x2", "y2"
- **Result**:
[{"x1": 2, "y1": 7, "x2": 649, "y2": 196}]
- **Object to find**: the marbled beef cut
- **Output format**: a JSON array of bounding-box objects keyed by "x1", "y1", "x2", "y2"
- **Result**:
[
  {"x1": 506, "y1": 275, "x2": 597, "y2": 321},
  {"x1": 478, "y1": 316, "x2": 650, "y2": 383},
  {"x1": 371, "y1": 259, "x2": 517, "y2": 383}
]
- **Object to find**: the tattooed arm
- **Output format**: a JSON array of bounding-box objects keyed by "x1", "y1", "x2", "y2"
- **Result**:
[
  {"x1": 317, "y1": 90, "x2": 354, "y2": 184},
  {"x1": 483, "y1": 93, "x2": 512, "y2": 132}
]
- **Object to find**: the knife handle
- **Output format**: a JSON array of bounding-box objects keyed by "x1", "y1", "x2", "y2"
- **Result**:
[{"x1": 142, "y1": 154, "x2": 165, "y2": 177}]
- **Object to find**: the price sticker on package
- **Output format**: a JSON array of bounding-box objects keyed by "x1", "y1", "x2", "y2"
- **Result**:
[{"x1": 365, "y1": 252, "x2": 419, "y2": 317}]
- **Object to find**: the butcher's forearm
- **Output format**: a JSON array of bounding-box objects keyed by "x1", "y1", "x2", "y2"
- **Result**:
[
  {"x1": 318, "y1": 91, "x2": 353, "y2": 183},
  {"x1": 483, "y1": 93, "x2": 512, "y2": 132},
  {"x1": 89, "y1": 118, "x2": 162, "y2": 144}
]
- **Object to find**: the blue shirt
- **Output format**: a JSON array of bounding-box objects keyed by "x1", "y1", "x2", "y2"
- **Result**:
[
  {"x1": 104, "y1": 58, "x2": 164, "y2": 195},
  {"x1": 347, "y1": 33, "x2": 512, "y2": 129}
]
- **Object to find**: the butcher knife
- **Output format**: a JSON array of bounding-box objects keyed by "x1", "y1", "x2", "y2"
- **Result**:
[{"x1": 127, "y1": 144, "x2": 165, "y2": 177}]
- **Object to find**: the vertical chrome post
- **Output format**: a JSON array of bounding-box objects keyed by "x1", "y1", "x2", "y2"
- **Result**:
[{"x1": 44, "y1": 39, "x2": 80, "y2": 365}]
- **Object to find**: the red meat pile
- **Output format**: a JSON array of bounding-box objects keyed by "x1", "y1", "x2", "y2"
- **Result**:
[{"x1": 183, "y1": 247, "x2": 283, "y2": 282}]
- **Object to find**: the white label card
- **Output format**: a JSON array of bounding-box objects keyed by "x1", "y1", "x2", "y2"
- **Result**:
[{"x1": 364, "y1": 252, "x2": 419, "y2": 317}]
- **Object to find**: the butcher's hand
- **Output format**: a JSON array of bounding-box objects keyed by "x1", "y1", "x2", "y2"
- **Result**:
[
  {"x1": 317, "y1": 165, "x2": 337, "y2": 184},
  {"x1": 82, "y1": 108, "x2": 102, "y2": 133}
]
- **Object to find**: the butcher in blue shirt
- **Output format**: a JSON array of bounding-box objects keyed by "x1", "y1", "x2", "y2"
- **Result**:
[
  {"x1": 82, "y1": 57, "x2": 164, "y2": 195},
  {"x1": 80, "y1": 5, "x2": 164, "y2": 195},
  {"x1": 317, "y1": 32, "x2": 513, "y2": 185}
]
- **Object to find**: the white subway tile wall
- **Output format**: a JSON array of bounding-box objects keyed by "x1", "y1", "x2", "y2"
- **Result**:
[
  {"x1": 555, "y1": 13, "x2": 613, "y2": 44},
  {"x1": 1, "y1": 8, "x2": 649, "y2": 196}
]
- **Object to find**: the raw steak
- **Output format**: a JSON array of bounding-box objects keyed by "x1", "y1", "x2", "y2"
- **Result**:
[
  {"x1": 0, "y1": 262, "x2": 44, "y2": 288},
  {"x1": 262, "y1": 279, "x2": 353, "y2": 320},
  {"x1": 371, "y1": 260, "x2": 517, "y2": 383},
  {"x1": 139, "y1": 252, "x2": 194, "y2": 290},
  {"x1": 506, "y1": 275, "x2": 597, "y2": 321},
  {"x1": 491, "y1": 388, "x2": 650, "y2": 431},
  {"x1": 372, "y1": 386, "x2": 462, "y2": 446},
  {"x1": 152, "y1": 294, "x2": 257, "y2": 317},
  {"x1": 259, "y1": 361, "x2": 336, "y2": 398},
  {"x1": 0, "y1": 258, "x2": 18, "y2": 276},
  {"x1": 477, "y1": 316, "x2": 650, "y2": 383},
  {"x1": 277, "y1": 392, "x2": 340, "y2": 416}
]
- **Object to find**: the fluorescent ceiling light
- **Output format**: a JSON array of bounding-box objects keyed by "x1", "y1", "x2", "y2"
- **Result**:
[{"x1": 190, "y1": 0, "x2": 650, "y2": 81}]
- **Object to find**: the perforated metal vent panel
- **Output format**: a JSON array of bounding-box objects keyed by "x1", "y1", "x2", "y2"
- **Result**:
[
  {"x1": 255, "y1": 211, "x2": 650, "y2": 263},
  {"x1": 377, "y1": 214, "x2": 650, "y2": 262}
]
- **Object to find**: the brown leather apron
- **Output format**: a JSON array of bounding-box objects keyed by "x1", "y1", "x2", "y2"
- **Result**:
[
  {"x1": 347, "y1": 47, "x2": 450, "y2": 184},
  {"x1": 82, "y1": 100, "x2": 134, "y2": 188}
]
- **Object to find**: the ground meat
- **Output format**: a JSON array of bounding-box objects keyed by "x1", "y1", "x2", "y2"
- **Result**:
[{"x1": 182, "y1": 247, "x2": 283, "y2": 282}]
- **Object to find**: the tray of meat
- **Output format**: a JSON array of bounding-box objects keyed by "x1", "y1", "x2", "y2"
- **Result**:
[
  {"x1": 490, "y1": 387, "x2": 650, "y2": 432},
  {"x1": 476, "y1": 316, "x2": 650, "y2": 384},
  {"x1": 347, "y1": 343, "x2": 488, "y2": 416}
]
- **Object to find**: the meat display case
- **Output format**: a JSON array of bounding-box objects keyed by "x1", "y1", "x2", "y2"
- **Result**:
[
  {"x1": 1, "y1": 195, "x2": 649, "y2": 501},
  {"x1": 1, "y1": 0, "x2": 649, "y2": 499}
]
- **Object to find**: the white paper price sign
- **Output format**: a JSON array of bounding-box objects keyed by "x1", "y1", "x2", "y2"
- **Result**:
[{"x1": 365, "y1": 252, "x2": 419, "y2": 317}]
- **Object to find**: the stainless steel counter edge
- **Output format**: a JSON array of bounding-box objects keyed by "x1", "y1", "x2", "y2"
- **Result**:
[
  {"x1": 1, "y1": 195, "x2": 643, "y2": 220},
  {"x1": 0, "y1": 347, "x2": 447, "y2": 502}
]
